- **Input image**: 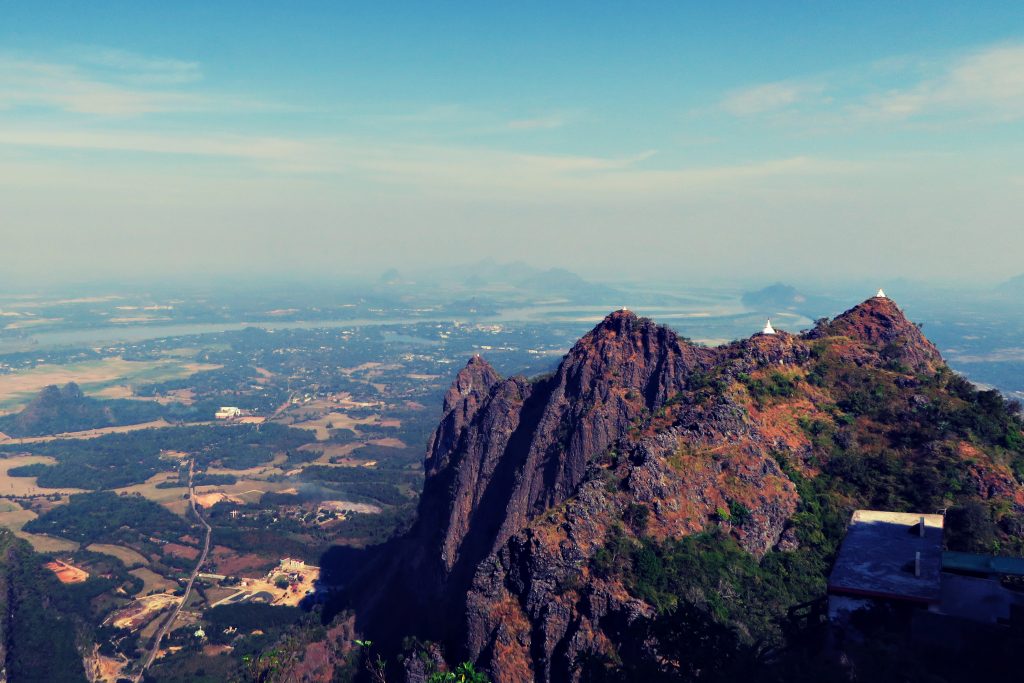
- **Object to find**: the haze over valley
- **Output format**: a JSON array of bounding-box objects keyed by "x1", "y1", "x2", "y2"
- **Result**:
[{"x1": 2, "y1": 3, "x2": 1023, "y2": 682}]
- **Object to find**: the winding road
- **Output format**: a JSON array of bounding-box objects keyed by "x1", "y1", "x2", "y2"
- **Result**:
[{"x1": 135, "y1": 458, "x2": 212, "y2": 680}]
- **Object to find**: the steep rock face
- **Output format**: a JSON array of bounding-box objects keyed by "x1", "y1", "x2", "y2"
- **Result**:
[
  {"x1": 425, "y1": 355, "x2": 502, "y2": 476},
  {"x1": 500, "y1": 310, "x2": 714, "y2": 524},
  {"x1": 400, "y1": 312, "x2": 715, "y2": 614}
]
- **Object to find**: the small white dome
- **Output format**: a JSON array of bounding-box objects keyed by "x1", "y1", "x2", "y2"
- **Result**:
[{"x1": 876, "y1": 288, "x2": 887, "y2": 299}]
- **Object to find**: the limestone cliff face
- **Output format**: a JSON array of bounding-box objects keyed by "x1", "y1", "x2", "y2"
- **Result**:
[
  {"x1": 403, "y1": 311, "x2": 715, "y2": 604},
  {"x1": 352, "y1": 296, "x2": 1023, "y2": 683}
]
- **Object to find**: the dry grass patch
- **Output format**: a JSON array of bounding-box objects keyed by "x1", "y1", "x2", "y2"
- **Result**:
[
  {"x1": 16, "y1": 531, "x2": 79, "y2": 552},
  {"x1": 290, "y1": 411, "x2": 380, "y2": 440},
  {"x1": 0, "y1": 502, "x2": 38, "y2": 532},
  {"x1": 0, "y1": 455, "x2": 86, "y2": 495},
  {"x1": 115, "y1": 471, "x2": 187, "y2": 504},
  {"x1": 2, "y1": 419, "x2": 174, "y2": 445},
  {"x1": 0, "y1": 357, "x2": 219, "y2": 411},
  {"x1": 87, "y1": 543, "x2": 149, "y2": 566},
  {"x1": 367, "y1": 437, "x2": 406, "y2": 449},
  {"x1": 131, "y1": 567, "x2": 178, "y2": 594}
]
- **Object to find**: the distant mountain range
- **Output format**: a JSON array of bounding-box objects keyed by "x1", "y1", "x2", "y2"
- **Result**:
[
  {"x1": 380, "y1": 260, "x2": 622, "y2": 302},
  {"x1": 740, "y1": 282, "x2": 844, "y2": 320}
]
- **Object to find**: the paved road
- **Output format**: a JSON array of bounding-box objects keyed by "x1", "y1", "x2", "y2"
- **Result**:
[{"x1": 135, "y1": 458, "x2": 212, "y2": 680}]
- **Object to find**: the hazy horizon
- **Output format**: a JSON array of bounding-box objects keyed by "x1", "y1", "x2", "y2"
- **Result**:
[{"x1": 3, "y1": 2, "x2": 1024, "y2": 285}]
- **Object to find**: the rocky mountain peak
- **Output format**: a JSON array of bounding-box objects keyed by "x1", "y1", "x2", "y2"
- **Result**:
[
  {"x1": 442, "y1": 355, "x2": 500, "y2": 413},
  {"x1": 817, "y1": 295, "x2": 941, "y2": 371},
  {"x1": 426, "y1": 356, "x2": 501, "y2": 477}
]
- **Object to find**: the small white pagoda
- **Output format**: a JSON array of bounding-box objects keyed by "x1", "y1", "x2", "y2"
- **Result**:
[
  {"x1": 762, "y1": 319, "x2": 776, "y2": 335},
  {"x1": 875, "y1": 288, "x2": 887, "y2": 299}
]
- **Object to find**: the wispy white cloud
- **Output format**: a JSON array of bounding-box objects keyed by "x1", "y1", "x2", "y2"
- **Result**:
[
  {"x1": 0, "y1": 58, "x2": 202, "y2": 115},
  {"x1": 861, "y1": 43, "x2": 1024, "y2": 121},
  {"x1": 719, "y1": 41, "x2": 1024, "y2": 126},
  {"x1": 0, "y1": 127, "x2": 316, "y2": 166},
  {"x1": 71, "y1": 46, "x2": 203, "y2": 85},
  {"x1": 0, "y1": 121, "x2": 861, "y2": 200},
  {"x1": 506, "y1": 115, "x2": 567, "y2": 130},
  {"x1": 0, "y1": 49, "x2": 277, "y2": 116},
  {"x1": 720, "y1": 80, "x2": 825, "y2": 116}
]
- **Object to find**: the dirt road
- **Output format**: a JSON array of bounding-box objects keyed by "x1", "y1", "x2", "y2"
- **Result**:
[{"x1": 135, "y1": 458, "x2": 212, "y2": 679}]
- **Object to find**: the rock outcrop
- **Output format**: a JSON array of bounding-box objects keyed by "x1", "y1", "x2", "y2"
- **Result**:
[
  {"x1": 816, "y1": 295, "x2": 941, "y2": 372},
  {"x1": 344, "y1": 296, "x2": 1024, "y2": 683}
]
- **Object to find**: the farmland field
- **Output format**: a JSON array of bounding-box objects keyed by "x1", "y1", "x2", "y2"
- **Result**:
[
  {"x1": 16, "y1": 531, "x2": 79, "y2": 552},
  {"x1": 86, "y1": 543, "x2": 149, "y2": 566},
  {"x1": 0, "y1": 356, "x2": 221, "y2": 411},
  {"x1": 130, "y1": 567, "x2": 178, "y2": 594},
  {"x1": 0, "y1": 455, "x2": 87, "y2": 495}
]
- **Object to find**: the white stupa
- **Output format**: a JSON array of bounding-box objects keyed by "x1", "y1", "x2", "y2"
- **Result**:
[
  {"x1": 762, "y1": 319, "x2": 776, "y2": 335},
  {"x1": 875, "y1": 288, "x2": 887, "y2": 299}
]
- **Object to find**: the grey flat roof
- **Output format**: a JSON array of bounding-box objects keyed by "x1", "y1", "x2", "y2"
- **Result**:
[{"x1": 827, "y1": 510, "x2": 944, "y2": 604}]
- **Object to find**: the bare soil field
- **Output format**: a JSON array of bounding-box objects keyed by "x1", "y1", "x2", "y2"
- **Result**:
[
  {"x1": 209, "y1": 545, "x2": 276, "y2": 576},
  {"x1": 85, "y1": 647, "x2": 129, "y2": 683},
  {"x1": 320, "y1": 500, "x2": 382, "y2": 514},
  {"x1": 162, "y1": 542, "x2": 199, "y2": 560},
  {"x1": 107, "y1": 593, "x2": 180, "y2": 631},
  {"x1": 87, "y1": 543, "x2": 149, "y2": 566},
  {"x1": 193, "y1": 492, "x2": 245, "y2": 509},
  {"x1": 45, "y1": 559, "x2": 90, "y2": 584}
]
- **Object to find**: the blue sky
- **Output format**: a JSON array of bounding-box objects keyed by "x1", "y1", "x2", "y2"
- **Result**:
[{"x1": 1, "y1": 2, "x2": 1023, "y2": 285}]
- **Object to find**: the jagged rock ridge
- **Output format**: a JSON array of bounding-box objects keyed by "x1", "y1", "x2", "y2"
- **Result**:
[{"x1": 346, "y1": 296, "x2": 1024, "y2": 683}]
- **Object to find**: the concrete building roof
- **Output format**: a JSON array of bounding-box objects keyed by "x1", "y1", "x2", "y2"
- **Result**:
[{"x1": 828, "y1": 510, "x2": 944, "y2": 604}]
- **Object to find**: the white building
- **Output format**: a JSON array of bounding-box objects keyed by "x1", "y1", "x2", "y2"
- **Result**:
[{"x1": 215, "y1": 406, "x2": 243, "y2": 420}]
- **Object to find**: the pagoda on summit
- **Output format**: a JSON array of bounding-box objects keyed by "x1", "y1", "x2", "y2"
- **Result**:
[
  {"x1": 875, "y1": 288, "x2": 887, "y2": 299},
  {"x1": 762, "y1": 319, "x2": 776, "y2": 335}
]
